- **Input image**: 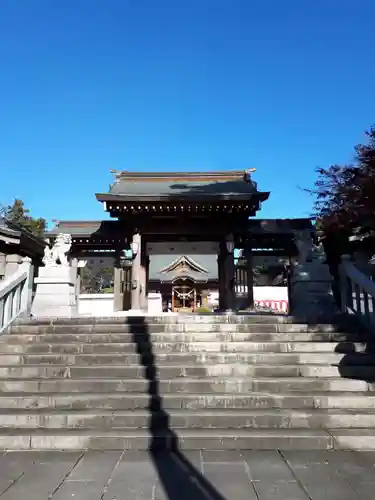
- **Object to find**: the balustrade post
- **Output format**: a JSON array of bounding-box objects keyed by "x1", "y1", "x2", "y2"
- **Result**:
[
  {"x1": 339, "y1": 255, "x2": 352, "y2": 313},
  {"x1": 5, "y1": 254, "x2": 22, "y2": 279},
  {"x1": 0, "y1": 252, "x2": 5, "y2": 280},
  {"x1": 3, "y1": 293, "x2": 11, "y2": 326},
  {"x1": 0, "y1": 296, "x2": 4, "y2": 328},
  {"x1": 20, "y1": 257, "x2": 33, "y2": 317}
]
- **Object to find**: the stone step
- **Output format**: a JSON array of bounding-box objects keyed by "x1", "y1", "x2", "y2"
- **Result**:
[
  {"x1": 0, "y1": 341, "x2": 370, "y2": 355},
  {"x1": 0, "y1": 408, "x2": 373, "y2": 430},
  {"x1": 2, "y1": 315, "x2": 372, "y2": 452},
  {"x1": 2, "y1": 331, "x2": 367, "y2": 343},
  {"x1": 0, "y1": 351, "x2": 373, "y2": 366},
  {"x1": 329, "y1": 429, "x2": 375, "y2": 450},
  {"x1": 1, "y1": 425, "x2": 375, "y2": 451},
  {"x1": 15, "y1": 315, "x2": 292, "y2": 325},
  {"x1": 0, "y1": 428, "x2": 337, "y2": 451},
  {"x1": 11, "y1": 324, "x2": 283, "y2": 335},
  {"x1": 0, "y1": 376, "x2": 370, "y2": 393},
  {"x1": 0, "y1": 362, "x2": 372, "y2": 379},
  {"x1": 0, "y1": 392, "x2": 374, "y2": 410},
  {"x1": 9, "y1": 322, "x2": 341, "y2": 335}
]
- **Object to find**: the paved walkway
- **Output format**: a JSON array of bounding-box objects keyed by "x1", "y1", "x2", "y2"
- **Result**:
[{"x1": 0, "y1": 449, "x2": 374, "y2": 499}]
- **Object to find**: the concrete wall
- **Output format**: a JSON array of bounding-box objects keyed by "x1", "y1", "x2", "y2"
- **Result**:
[
  {"x1": 210, "y1": 286, "x2": 289, "y2": 313},
  {"x1": 77, "y1": 287, "x2": 289, "y2": 316},
  {"x1": 78, "y1": 292, "x2": 164, "y2": 315},
  {"x1": 78, "y1": 293, "x2": 114, "y2": 316}
]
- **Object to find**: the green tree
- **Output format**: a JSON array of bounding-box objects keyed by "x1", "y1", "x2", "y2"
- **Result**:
[
  {"x1": 3, "y1": 199, "x2": 46, "y2": 238},
  {"x1": 80, "y1": 264, "x2": 113, "y2": 293}
]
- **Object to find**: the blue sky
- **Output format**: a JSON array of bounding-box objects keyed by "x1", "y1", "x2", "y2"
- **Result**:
[{"x1": 1, "y1": 0, "x2": 375, "y2": 227}]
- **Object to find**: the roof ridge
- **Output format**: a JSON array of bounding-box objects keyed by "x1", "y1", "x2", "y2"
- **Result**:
[
  {"x1": 111, "y1": 170, "x2": 245, "y2": 179},
  {"x1": 160, "y1": 255, "x2": 208, "y2": 274}
]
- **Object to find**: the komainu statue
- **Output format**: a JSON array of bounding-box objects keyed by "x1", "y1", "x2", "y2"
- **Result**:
[
  {"x1": 295, "y1": 230, "x2": 313, "y2": 264},
  {"x1": 312, "y1": 240, "x2": 327, "y2": 263},
  {"x1": 43, "y1": 233, "x2": 72, "y2": 267}
]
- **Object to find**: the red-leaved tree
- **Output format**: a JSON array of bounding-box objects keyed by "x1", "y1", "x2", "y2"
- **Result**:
[{"x1": 313, "y1": 127, "x2": 375, "y2": 239}]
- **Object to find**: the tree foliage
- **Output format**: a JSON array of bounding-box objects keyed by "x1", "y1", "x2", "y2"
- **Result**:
[
  {"x1": 80, "y1": 264, "x2": 113, "y2": 294},
  {"x1": 253, "y1": 263, "x2": 287, "y2": 286},
  {"x1": 313, "y1": 127, "x2": 375, "y2": 237},
  {"x1": 2, "y1": 199, "x2": 46, "y2": 238}
]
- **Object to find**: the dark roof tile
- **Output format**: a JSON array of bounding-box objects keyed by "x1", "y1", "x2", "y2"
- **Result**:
[{"x1": 96, "y1": 169, "x2": 268, "y2": 201}]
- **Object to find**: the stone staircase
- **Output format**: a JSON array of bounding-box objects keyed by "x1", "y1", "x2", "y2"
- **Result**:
[{"x1": 0, "y1": 314, "x2": 375, "y2": 451}]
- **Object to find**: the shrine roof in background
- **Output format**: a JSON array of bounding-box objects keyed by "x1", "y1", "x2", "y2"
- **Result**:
[
  {"x1": 245, "y1": 218, "x2": 314, "y2": 235},
  {"x1": 0, "y1": 217, "x2": 45, "y2": 258},
  {"x1": 240, "y1": 218, "x2": 314, "y2": 255},
  {"x1": 46, "y1": 220, "x2": 115, "y2": 237},
  {"x1": 149, "y1": 254, "x2": 218, "y2": 282},
  {"x1": 45, "y1": 220, "x2": 127, "y2": 251}
]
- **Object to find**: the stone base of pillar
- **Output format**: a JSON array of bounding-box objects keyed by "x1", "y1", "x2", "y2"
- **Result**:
[
  {"x1": 291, "y1": 262, "x2": 338, "y2": 321},
  {"x1": 31, "y1": 266, "x2": 78, "y2": 318},
  {"x1": 113, "y1": 265, "x2": 122, "y2": 312},
  {"x1": 223, "y1": 309, "x2": 235, "y2": 314},
  {"x1": 139, "y1": 264, "x2": 147, "y2": 311},
  {"x1": 127, "y1": 309, "x2": 144, "y2": 315}
]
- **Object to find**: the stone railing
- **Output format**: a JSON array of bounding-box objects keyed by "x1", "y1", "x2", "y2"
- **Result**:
[
  {"x1": 340, "y1": 255, "x2": 375, "y2": 330},
  {"x1": 0, "y1": 257, "x2": 33, "y2": 333}
]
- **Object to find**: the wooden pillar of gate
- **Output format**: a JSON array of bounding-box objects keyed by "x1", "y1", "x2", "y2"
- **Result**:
[
  {"x1": 114, "y1": 250, "x2": 123, "y2": 312},
  {"x1": 244, "y1": 246, "x2": 254, "y2": 309},
  {"x1": 218, "y1": 243, "x2": 226, "y2": 311},
  {"x1": 145, "y1": 255, "x2": 150, "y2": 310},
  {"x1": 139, "y1": 241, "x2": 147, "y2": 311},
  {"x1": 219, "y1": 237, "x2": 236, "y2": 311}
]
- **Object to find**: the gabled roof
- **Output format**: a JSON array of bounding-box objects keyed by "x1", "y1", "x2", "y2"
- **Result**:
[
  {"x1": 46, "y1": 220, "x2": 123, "y2": 238},
  {"x1": 96, "y1": 169, "x2": 270, "y2": 203},
  {"x1": 160, "y1": 255, "x2": 208, "y2": 274},
  {"x1": 0, "y1": 217, "x2": 45, "y2": 257},
  {"x1": 0, "y1": 217, "x2": 20, "y2": 244},
  {"x1": 170, "y1": 273, "x2": 204, "y2": 283},
  {"x1": 149, "y1": 254, "x2": 218, "y2": 282}
]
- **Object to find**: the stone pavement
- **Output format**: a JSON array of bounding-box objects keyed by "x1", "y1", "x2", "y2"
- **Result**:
[{"x1": 0, "y1": 449, "x2": 375, "y2": 499}]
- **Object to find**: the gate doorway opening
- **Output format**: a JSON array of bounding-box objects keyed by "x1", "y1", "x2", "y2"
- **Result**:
[{"x1": 171, "y1": 280, "x2": 199, "y2": 312}]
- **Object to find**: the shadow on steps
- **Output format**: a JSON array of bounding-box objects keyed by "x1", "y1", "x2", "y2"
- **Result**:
[
  {"x1": 330, "y1": 315, "x2": 375, "y2": 383},
  {"x1": 127, "y1": 316, "x2": 226, "y2": 500}
]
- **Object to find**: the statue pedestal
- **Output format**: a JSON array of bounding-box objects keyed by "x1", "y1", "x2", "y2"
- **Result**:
[
  {"x1": 31, "y1": 266, "x2": 78, "y2": 318},
  {"x1": 291, "y1": 261, "x2": 337, "y2": 321}
]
